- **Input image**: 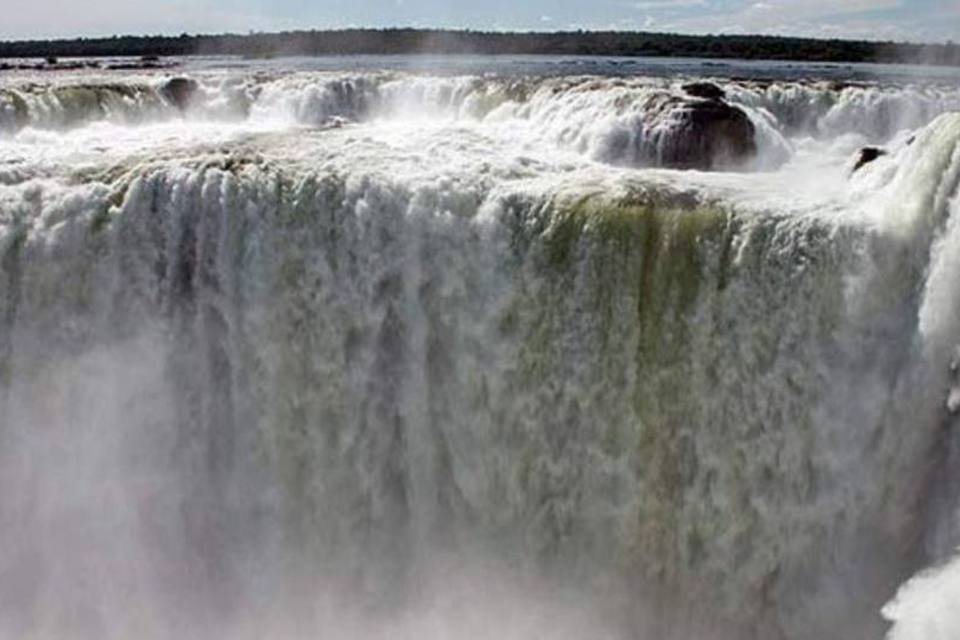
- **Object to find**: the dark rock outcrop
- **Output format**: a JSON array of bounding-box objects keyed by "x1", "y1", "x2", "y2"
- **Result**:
[
  {"x1": 852, "y1": 147, "x2": 887, "y2": 173},
  {"x1": 160, "y1": 77, "x2": 199, "y2": 111},
  {"x1": 644, "y1": 94, "x2": 756, "y2": 170},
  {"x1": 682, "y1": 82, "x2": 726, "y2": 101},
  {"x1": 1, "y1": 60, "x2": 100, "y2": 71},
  {"x1": 107, "y1": 61, "x2": 170, "y2": 70}
]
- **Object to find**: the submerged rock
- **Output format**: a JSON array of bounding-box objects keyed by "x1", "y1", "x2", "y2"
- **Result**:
[
  {"x1": 160, "y1": 77, "x2": 199, "y2": 111},
  {"x1": 682, "y1": 81, "x2": 726, "y2": 101},
  {"x1": 852, "y1": 146, "x2": 887, "y2": 173}
]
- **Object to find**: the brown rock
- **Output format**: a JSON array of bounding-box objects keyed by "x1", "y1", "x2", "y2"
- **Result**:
[
  {"x1": 852, "y1": 147, "x2": 887, "y2": 173},
  {"x1": 643, "y1": 94, "x2": 757, "y2": 170},
  {"x1": 682, "y1": 82, "x2": 726, "y2": 101},
  {"x1": 160, "y1": 77, "x2": 199, "y2": 111}
]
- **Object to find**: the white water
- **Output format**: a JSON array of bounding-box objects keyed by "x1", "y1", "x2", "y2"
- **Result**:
[
  {"x1": 1, "y1": 59, "x2": 960, "y2": 640},
  {"x1": 884, "y1": 552, "x2": 960, "y2": 640}
]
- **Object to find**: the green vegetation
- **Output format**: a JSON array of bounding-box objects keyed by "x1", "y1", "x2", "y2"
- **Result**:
[
  {"x1": 0, "y1": 28, "x2": 957, "y2": 66},
  {"x1": 0, "y1": 226, "x2": 26, "y2": 388}
]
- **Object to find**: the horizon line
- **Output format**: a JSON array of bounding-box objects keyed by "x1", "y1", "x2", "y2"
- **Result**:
[{"x1": 2, "y1": 26, "x2": 956, "y2": 48}]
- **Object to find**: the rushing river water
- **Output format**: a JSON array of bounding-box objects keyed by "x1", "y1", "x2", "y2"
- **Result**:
[{"x1": 2, "y1": 55, "x2": 960, "y2": 640}]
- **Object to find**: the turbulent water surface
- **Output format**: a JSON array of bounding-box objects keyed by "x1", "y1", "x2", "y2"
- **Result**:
[{"x1": 2, "y1": 55, "x2": 960, "y2": 640}]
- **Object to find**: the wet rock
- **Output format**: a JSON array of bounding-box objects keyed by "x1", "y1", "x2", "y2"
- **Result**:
[
  {"x1": 160, "y1": 77, "x2": 199, "y2": 111},
  {"x1": 644, "y1": 94, "x2": 756, "y2": 170},
  {"x1": 107, "y1": 58, "x2": 176, "y2": 71},
  {"x1": 852, "y1": 147, "x2": 887, "y2": 173},
  {"x1": 5, "y1": 58, "x2": 100, "y2": 72},
  {"x1": 682, "y1": 82, "x2": 726, "y2": 101}
]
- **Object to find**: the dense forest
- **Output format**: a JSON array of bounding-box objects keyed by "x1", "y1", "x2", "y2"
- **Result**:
[{"x1": 0, "y1": 29, "x2": 958, "y2": 66}]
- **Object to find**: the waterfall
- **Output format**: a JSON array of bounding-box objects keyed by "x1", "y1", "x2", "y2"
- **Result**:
[{"x1": 1, "y1": 63, "x2": 959, "y2": 639}]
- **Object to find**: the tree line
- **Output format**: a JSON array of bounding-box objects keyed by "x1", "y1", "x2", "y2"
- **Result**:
[{"x1": 0, "y1": 29, "x2": 957, "y2": 66}]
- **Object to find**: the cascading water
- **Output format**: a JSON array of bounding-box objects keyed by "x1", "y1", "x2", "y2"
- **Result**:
[{"x1": 1, "y1": 57, "x2": 960, "y2": 640}]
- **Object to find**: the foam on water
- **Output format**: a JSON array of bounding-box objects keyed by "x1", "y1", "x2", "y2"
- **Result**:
[{"x1": 884, "y1": 553, "x2": 960, "y2": 640}]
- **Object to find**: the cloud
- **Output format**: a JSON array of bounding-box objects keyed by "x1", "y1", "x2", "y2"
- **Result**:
[
  {"x1": 0, "y1": 0, "x2": 955, "y2": 43},
  {"x1": 0, "y1": 0, "x2": 294, "y2": 39},
  {"x1": 625, "y1": 0, "x2": 957, "y2": 41},
  {"x1": 630, "y1": 0, "x2": 707, "y2": 9}
]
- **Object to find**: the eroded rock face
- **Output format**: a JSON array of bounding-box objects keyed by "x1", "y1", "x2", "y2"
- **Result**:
[
  {"x1": 643, "y1": 94, "x2": 757, "y2": 170},
  {"x1": 160, "y1": 77, "x2": 199, "y2": 111}
]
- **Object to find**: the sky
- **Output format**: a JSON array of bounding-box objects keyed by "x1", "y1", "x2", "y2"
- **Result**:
[{"x1": 1, "y1": 0, "x2": 957, "y2": 43}]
